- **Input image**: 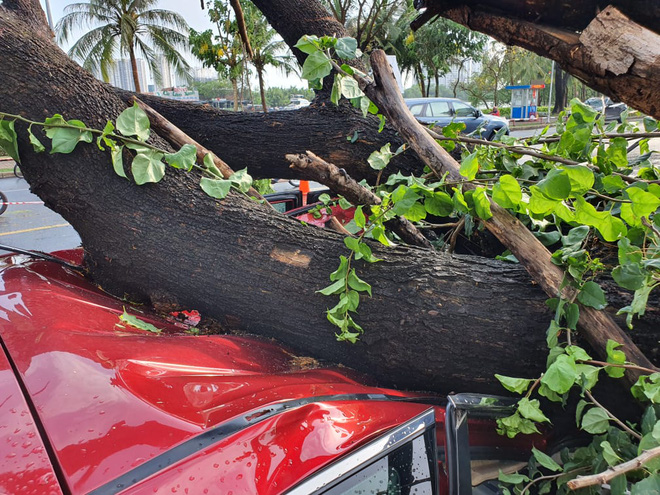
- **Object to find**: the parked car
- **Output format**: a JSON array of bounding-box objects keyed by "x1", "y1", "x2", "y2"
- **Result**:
[
  {"x1": 0, "y1": 247, "x2": 551, "y2": 494},
  {"x1": 405, "y1": 98, "x2": 509, "y2": 140},
  {"x1": 584, "y1": 97, "x2": 627, "y2": 122}
]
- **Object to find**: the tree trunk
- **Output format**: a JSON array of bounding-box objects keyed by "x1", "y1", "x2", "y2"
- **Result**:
[
  {"x1": 553, "y1": 68, "x2": 569, "y2": 113},
  {"x1": 129, "y1": 44, "x2": 141, "y2": 94},
  {"x1": 231, "y1": 77, "x2": 239, "y2": 111},
  {"x1": 425, "y1": 4, "x2": 660, "y2": 118},
  {"x1": 257, "y1": 67, "x2": 268, "y2": 113},
  {"x1": 2, "y1": 0, "x2": 659, "y2": 397}
]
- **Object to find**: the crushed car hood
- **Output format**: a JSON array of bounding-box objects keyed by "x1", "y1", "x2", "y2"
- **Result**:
[{"x1": 0, "y1": 252, "x2": 430, "y2": 494}]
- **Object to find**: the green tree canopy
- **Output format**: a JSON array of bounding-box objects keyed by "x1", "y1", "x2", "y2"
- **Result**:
[{"x1": 56, "y1": 0, "x2": 192, "y2": 92}]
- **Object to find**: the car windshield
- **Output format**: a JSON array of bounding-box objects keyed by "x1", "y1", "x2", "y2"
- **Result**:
[{"x1": 286, "y1": 409, "x2": 438, "y2": 495}]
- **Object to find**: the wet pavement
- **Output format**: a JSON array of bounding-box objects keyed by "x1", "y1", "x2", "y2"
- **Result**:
[{"x1": 0, "y1": 176, "x2": 81, "y2": 253}]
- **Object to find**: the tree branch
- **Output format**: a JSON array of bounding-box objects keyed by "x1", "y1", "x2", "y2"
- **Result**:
[
  {"x1": 287, "y1": 151, "x2": 432, "y2": 248},
  {"x1": 567, "y1": 446, "x2": 660, "y2": 490}
]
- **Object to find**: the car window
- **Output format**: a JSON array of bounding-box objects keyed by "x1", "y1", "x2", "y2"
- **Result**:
[
  {"x1": 324, "y1": 429, "x2": 436, "y2": 494},
  {"x1": 409, "y1": 104, "x2": 425, "y2": 117},
  {"x1": 428, "y1": 101, "x2": 451, "y2": 117},
  {"x1": 452, "y1": 101, "x2": 475, "y2": 117}
]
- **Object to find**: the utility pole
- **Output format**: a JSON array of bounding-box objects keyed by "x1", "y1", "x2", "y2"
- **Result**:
[
  {"x1": 44, "y1": 0, "x2": 55, "y2": 30},
  {"x1": 547, "y1": 61, "x2": 555, "y2": 124}
]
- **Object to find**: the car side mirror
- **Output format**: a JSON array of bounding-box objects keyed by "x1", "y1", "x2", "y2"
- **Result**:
[{"x1": 474, "y1": 109, "x2": 482, "y2": 118}]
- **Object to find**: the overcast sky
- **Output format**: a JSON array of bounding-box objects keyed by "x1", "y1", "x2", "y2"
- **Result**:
[{"x1": 40, "y1": 0, "x2": 305, "y2": 88}]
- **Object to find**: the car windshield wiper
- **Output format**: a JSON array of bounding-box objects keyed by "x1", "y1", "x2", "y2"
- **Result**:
[{"x1": 0, "y1": 243, "x2": 82, "y2": 271}]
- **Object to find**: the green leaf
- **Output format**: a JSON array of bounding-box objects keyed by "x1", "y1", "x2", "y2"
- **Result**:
[
  {"x1": 453, "y1": 188, "x2": 469, "y2": 214},
  {"x1": 601, "y1": 441, "x2": 621, "y2": 466},
  {"x1": 340, "y1": 76, "x2": 364, "y2": 99},
  {"x1": 425, "y1": 192, "x2": 454, "y2": 216},
  {"x1": 347, "y1": 269, "x2": 371, "y2": 296},
  {"x1": 27, "y1": 125, "x2": 45, "y2": 153},
  {"x1": 111, "y1": 144, "x2": 127, "y2": 179},
  {"x1": 528, "y1": 186, "x2": 560, "y2": 215},
  {"x1": 294, "y1": 35, "x2": 320, "y2": 55},
  {"x1": 116, "y1": 102, "x2": 150, "y2": 141},
  {"x1": 581, "y1": 407, "x2": 610, "y2": 434},
  {"x1": 570, "y1": 98, "x2": 598, "y2": 123},
  {"x1": 119, "y1": 308, "x2": 162, "y2": 333},
  {"x1": 607, "y1": 137, "x2": 629, "y2": 169},
  {"x1": 331, "y1": 74, "x2": 342, "y2": 105},
  {"x1": 575, "y1": 364, "x2": 600, "y2": 390},
  {"x1": 541, "y1": 354, "x2": 577, "y2": 394},
  {"x1": 643, "y1": 116, "x2": 659, "y2": 132},
  {"x1": 391, "y1": 186, "x2": 421, "y2": 216},
  {"x1": 228, "y1": 168, "x2": 253, "y2": 193},
  {"x1": 612, "y1": 263, "x2": 646, "y2": 291},
  {"x1": 561, "y1": 165, "x2": 594, "y2": 196},
  {"x1": 566, "y1": 345, "x2": 592, "y2": 362},
  {"x1": 565, "y1": 303, "x2": 580, "y2": 330},
  {"x1": 459, "y1": 151, "x2": 479, "y2": 180},
  {"x1": 492, "y1": 175, "x2": 522, "y2": 209},
  {"x1": 318, "y1": 279, "x2": 346, "y2": 296},
  {"x1": 200, "y1": 177, "x2": 231, "y2": 199},
  {"x1": 335, "y1": 37, "x2": 358, "y2": 59},
  {"x1": 0, "y1": 119, "x2": 20, "y2": 163},
  {"x1": 574, "y1": 197, "x2": 627, "y2": 242},
  {"x1": 642, "y1": 406, "x2": 658, "y2": 435},
  {"x1": 164, "y1": 144, "x2": 197, "y2": 171},
  {"x1": 131, "y1": 150, "x2": 165, "y2": 185},
  {"x1": 97, "y1": 120, "x2": 115, "y2": 151},
  {"x1": 563, "y1": 225, "x2": 590, "y2": 248},
  {"x1": 495, "y1": 374, "x2": 533, "y2": 394},
  {"x1": 368, "y1": 143, "x2": 393, "y2": 170},
  {"x1": 404, "y1": 201, "x2": 427, "y2": 222},
  {"x1": 631, "y1": 474, "x2": 660, "y2": 495},
  {"x1": 301, "y1": 50, "x2": 332, "y2": 81},
  {"x1": 473, "y1": 187, "x2": 493, "y2": 220},
  {"x1": 339, "y1": 196, "x2": 352, "y2": 210},
  {"x1": 601, "y1": 175, "x2": 627, "y2": 194},
  {"x1": 577, "y1": 281, "x2": 607, "y2": 310},
  {"x1": 330, "y1": 256, "x2": 349, "y2": 282},
  {"x1": 627, "y1": 186, "x2": 660, "y2": 220},
  {"x1": 532, "y1": 447, "x2": 561, "y2": 471},
  {"x1": 610, "y1": 475, "x2": 627, "y2": 495},
  {"x1": 519, "y1": 398, "x2": 550, "y2": 423},
  {"x1": 498, "y1": 470, "x2": 529, "y2": 484},
  {"x1": 536, "y1": 169, "x2": 571, "y2": 200},
  {"x1": 44, "y1": 115, "x2": 93, "y2": 154},
  {"x1": 354, "y1": 205, "x2": 366, "y2": 229},
  {"x1": 618, "y1": 237, "x2": 643, "y2": 265}
]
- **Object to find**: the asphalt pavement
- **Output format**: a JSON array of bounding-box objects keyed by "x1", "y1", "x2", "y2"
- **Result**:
[{"x1": 0, "y1": 176, "x2": 81, "y2": 254}]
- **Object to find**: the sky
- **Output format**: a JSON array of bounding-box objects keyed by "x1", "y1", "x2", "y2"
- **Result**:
[{"x1": 40, "y1": 0, "x2": 306, "y2": 88}]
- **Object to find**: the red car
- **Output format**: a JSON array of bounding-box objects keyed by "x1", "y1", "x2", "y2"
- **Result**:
[{"x1": 0, "y1": 248, "x2": 545, "y2": 494}]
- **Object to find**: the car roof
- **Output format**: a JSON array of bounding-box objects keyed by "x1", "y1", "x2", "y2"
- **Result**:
[{"x1": 404, "y1": 97, "x2": 464, "y2": 104}]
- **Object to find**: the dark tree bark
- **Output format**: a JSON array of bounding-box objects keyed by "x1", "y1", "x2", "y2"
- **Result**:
[
  {"x1": 415, "y1": 3, "x2": 660, "y2": 118},
  {"x1": 553, "y1": 69, "x2": 570, "y2": 114},
  {"x1": 1, "y1": 0, "x2": 659, "y2": 397}
]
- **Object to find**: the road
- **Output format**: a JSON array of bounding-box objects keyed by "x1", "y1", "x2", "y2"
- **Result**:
[{"x1": 0, "y1": 176, "x2": 81, "y2": 253}]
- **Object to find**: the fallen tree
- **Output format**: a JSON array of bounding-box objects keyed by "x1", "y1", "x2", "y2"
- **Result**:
[{"x1": 1, "y1": 0, "x2": 659, "y2": 400}]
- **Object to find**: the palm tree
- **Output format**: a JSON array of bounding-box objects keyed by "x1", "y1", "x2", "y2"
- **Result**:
[
  {"x1": 56, "y1": 0, "x2": 192, "y2": 93},
  {"x1": 242, "y1": 4, "x2": 297, "y2": 113}
]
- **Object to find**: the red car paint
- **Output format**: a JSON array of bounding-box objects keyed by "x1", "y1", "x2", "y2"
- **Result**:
[{"x1": 0, "y1": 250, "x2": 544, "y2": 494}]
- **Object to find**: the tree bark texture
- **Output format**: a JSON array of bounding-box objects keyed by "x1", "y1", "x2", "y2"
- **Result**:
[
  {"x1": 420, "y1": 5, "x2": 660, "y2": 119},
  {"x1": 116, "y1": 90, "x2": 422, "y2": 182},
  {"x1": 418, "y1": 0, "x2": 659, "y2": 34},
  {"x1": 1, "y1": 3, "x2": 659, "y2": 396}
]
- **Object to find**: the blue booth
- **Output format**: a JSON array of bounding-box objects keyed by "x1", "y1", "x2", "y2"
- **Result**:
[{"x1": 506, "y1": 84, "x2": 545, "y2": 120}]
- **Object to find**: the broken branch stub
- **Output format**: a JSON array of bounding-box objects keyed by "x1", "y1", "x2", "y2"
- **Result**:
[{"x1": 287, "y1": 151, "x2": 432, "y2": 248}]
